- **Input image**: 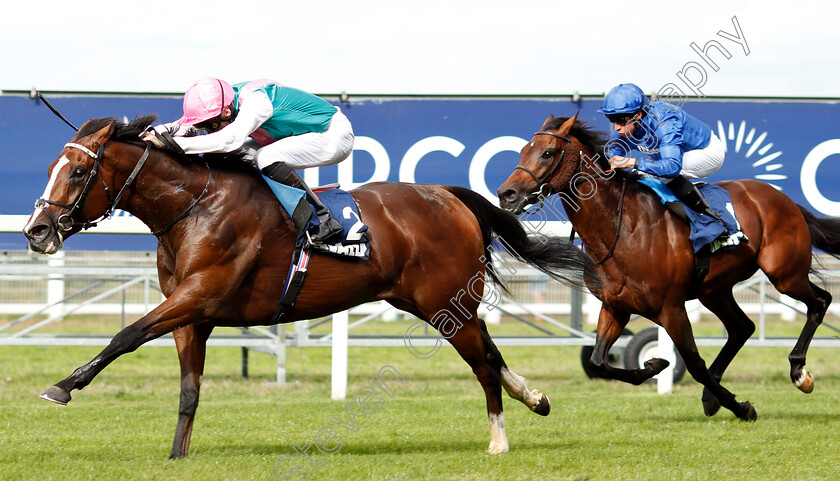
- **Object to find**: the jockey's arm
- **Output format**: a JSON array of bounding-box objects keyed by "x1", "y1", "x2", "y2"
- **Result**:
[
  {"x1": 141, "y1": 121, "x2": 196, "y2": 148},
  {"x1": 171, "y1": 90, "x2": 274, "y2": 154},
  {"x1": 636, "y1": 144, "x2": 683, "y2": 178}
]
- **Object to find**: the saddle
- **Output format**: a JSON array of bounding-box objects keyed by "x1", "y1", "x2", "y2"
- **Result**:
[
  {"x1": 260, "y1": 176, "x2": 371, "y2": 322},
  {"x1": 261, "y1": 176, "x2": 370, "y2": 258},
  {"x1": 636, "y1": 177, "x2": 748, "y2": 298}
]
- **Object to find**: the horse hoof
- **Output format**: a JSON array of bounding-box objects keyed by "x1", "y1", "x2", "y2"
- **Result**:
[
  {"x1": 703, "y1": 397, "x2": 721, "y2": 417},
  {"x1": 487, "y1": 441, "x2": 509, "y2": 454},
  {"x1": 533, "y1": 392, "x2": 551, "y2": 416},
  {"x1": 644, "y1": 358, "x2": 669, "y2": 376},
  {"x1": 738, "y1": 401, "x2": 757, "y2": 422},
  {"x1": 794, "y1": 368, "x2": 814, "y2": 394},
  {"x1": 40, "y1": 385, "x2": 71, "y2": 405}
]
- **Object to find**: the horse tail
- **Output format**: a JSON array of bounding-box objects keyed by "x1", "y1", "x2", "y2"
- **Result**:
[
  {"x1": 798, "y1": 204, "x2": 840, "y2": 259},
  {"x1": 445, "y1": 185, "x2": 599, "y2": 293}
]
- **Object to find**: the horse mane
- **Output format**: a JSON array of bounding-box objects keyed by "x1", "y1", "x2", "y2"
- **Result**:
[
  {"x1": 75, "y1": 115, "x2": 260, "y2": 176},
  {"x1": 544, "y1": 116, "x2": 641, "y2": 182}
]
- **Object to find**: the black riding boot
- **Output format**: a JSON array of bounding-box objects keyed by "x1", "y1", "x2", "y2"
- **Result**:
[
  {"x1": 666, "y1": 174, "x2": 729, "y2": 235},
  {"x1": 262, "y1": 162, "x2": 343, "y2": 243}
]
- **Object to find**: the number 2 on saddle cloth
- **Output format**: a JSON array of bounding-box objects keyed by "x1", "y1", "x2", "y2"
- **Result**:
[{"x1": 261, "y1": 175, "x2": 371, "y2": 321}]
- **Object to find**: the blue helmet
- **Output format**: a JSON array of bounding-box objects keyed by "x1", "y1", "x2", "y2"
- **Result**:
[{"x1": 597, "y1": 83, "x2": 648, "y2": 115}]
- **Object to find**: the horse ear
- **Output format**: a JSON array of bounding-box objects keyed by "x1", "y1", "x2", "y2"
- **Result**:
[
  {"x1": 88, "y1": 122, "x2": 115, "y2": 146},
  {"x1": 557, "y1": 111, "x2": 579, "y2": 136},
  {"x1": 72, "y1": 120, "x2": 116, "y2": 149},
  {"x1": 540, "y1": 114, "x2": 556, "y2": 130}
]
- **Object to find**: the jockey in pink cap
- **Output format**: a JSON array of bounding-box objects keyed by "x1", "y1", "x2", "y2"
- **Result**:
[{"x1": 142, "y1": 77, "x2": 354, "y2": 244}]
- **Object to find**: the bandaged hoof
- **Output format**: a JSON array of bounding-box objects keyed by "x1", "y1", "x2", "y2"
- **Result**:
[
  {"x1": 794, "y1": 368, "x2": 815, "y2": 394},
  {"x1": 40, "y1": 385, "x2": 71, "y2": 405}
]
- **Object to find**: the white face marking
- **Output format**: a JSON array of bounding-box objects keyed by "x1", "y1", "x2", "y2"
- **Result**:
[
  {"x1": 43, "y1": 155, "x2": 71, "y2": 201},
  {"x1": 25, "y1": 155, "x2": 71, "y2": 233}
]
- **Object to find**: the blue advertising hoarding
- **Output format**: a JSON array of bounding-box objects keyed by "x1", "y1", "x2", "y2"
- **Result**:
[{"x1": 0, "y1": 92, "x2": 838, "y2": 251}]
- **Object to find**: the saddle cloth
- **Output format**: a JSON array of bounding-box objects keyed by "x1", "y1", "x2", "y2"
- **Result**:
[
  {"x1": 637, "y1": 177, "x2": 747, "y2": 254},
  {"x1": 261, "y1": 175, "x2": 370, "y2": 260}
]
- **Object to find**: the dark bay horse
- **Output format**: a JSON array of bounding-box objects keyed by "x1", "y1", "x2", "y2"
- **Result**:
[
  {"x1": 498, "y1": 113, "x2": 840, "y2": 421},
  {"x1": 24, "y1": 116, "x2": 598, "y2": 457}
]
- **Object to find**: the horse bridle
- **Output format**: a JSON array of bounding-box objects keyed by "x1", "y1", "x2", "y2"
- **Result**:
[
  {"x1": 513, "y1": 130, "x2": 571, "y2": 213},
  {"x1": 35, "y1": 142, "x2": 126, "y2": 233},
  {"x1": 35, "y1": 141, "x2": 212, "y2": 236},
  {"x1": 515, "y1": 129, "x2": 627, "y2": 265}
]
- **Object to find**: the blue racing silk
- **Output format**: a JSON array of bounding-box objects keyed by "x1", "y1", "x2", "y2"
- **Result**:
[{"x1": 604, "y1": 101, "x2": 713, "y2": 178}]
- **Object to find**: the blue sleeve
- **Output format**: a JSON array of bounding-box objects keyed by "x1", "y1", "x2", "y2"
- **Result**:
[
  {"x1": 635, "y1": 118, "x2": 684, "y2": 178},
  {"x1": 636, "y1": 144, "x2": 683, "y2": 178}
]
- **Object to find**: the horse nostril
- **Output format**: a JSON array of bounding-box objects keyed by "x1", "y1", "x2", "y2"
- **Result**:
[
  {"x1": 498, "y1": 188, "x2": 517, "y2": 203},
  {"x1": 27, "y1": 224, "x2": 48, "y2": 240}
]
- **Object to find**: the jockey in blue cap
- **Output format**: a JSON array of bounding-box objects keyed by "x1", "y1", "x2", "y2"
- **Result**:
[{"x1": 599, "y1": 83, "x2": 727, "y2": 231}]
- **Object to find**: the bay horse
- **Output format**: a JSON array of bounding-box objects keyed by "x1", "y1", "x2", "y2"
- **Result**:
[
  {"x1": 24, "y1": 116, "x2": 598, "y2": 457},
  {"x1": 498, "y1": 113, "x2": 840, "y2": 421}
]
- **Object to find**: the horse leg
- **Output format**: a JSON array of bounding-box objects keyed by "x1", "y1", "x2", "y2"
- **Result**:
[
  {"x1": 589, "y1": 306, "x2": 668, "y2": 384},
  {"x1": 659, "y1": 306, "x2": 757, "y2": 421},
  {"x1": 777, "y1": 280, "x2": 831, "y2": 393},
  {"x1": 442, "y1": 315, "x2": 508, "y2": 453},
  {"x1": 757, "y1": 232, "x2": 833, "y2": 392},
  {"x1": 40, "y1": 281, "x2": 214, "y2": 405},
  {"x1": 393, "y1": 298, "x2": 509, "y2": 452},
  {"x1": 697, "y1": 290, "x2": 756, "y2": 416},
  {"x1": 476, "y1": 319, "x2": 550, "y2": 416},
  {"x1": 170, "y1": 323, "x2": 214, "y2": 459}
]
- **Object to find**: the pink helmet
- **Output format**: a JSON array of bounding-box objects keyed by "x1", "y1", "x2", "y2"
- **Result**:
[{"x1": 178, "y1": 77, "x2": 235, "y2": 126}]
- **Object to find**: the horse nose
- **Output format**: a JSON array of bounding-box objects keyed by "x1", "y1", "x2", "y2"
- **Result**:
[
  {"x1": 497, "y1": 186, "x2": 519, "y2": 209},
  {"x1": 24, "y1": 222, "x2": 50, "y2": 243}
]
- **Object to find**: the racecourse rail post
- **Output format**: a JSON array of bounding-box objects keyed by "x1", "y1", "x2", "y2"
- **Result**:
[
  {"x1": 273, "y1": 323, "x2": 286, "y2": 384},
  {"x1": 331, "y1": 310, "x2": 349, "y2": 399},
  {"x1": 656, "y1": 326, "x2": 676, "y2": 394}
]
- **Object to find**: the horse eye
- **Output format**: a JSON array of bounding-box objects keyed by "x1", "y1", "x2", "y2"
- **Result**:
[
  {"x1": 70, "y1": 167, "x2": 87, "y2": 179},
  {"x1": 541, "y1": 150, "x2": 554, "y2": 159}
]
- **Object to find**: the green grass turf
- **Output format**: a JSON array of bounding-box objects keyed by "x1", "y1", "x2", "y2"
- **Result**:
[{"x1": 3, "y1": 317, "x2": 840, "y2": 480}]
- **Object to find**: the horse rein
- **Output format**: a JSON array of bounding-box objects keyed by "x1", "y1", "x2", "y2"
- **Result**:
[
  {"x1": 35, "y1": 141, "x2": 212, "y2": 237},
  {"x1": 151, "y1": 160, "x2": 212, "y2": 236},
  {"x1": 591, "y1": 177, "x2": 628, "y2": 265}
]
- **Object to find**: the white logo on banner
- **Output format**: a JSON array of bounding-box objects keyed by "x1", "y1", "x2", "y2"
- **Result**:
[
  {"x1": 801, "y1": 139, "x2": 840, "y2": 216},
  {"x1": 716, "y1": 120, "x2": 785, "y2": 191}
]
